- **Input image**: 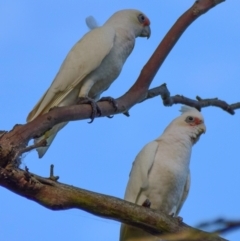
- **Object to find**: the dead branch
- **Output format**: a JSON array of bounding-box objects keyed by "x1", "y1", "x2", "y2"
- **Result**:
[
  {"x1": 197, "y1": 218, "x2": 240, "y2": 234},
  {"x1": 142, "y1": 84, "x2": 239, "y2": 115}
]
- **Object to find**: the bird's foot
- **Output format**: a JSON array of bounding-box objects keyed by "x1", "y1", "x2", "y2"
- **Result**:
[
  {"x1": 77, "y1": 97, "x2": 102, "y2": 123},
  {"x1": 169, "y1": 213, "x2": 183, "y2": 223},
  {"x1": 98, "y1": 96, "x2": 118, "y2": 118},
  {"x1": 98, "y1": 96, "x2": 118, "y2": 110},
  {"x1": 142, "y1": 199, "x2": 151, "y2": 208},
  {"x1": 175, "y1": 216, "x2": 183, "y2": 223},
  {"x1": 123, "y1": 111, "x2": 130, "y2": 117}
]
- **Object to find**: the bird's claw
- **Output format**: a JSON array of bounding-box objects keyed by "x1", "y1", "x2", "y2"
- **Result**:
[
  {"x1": 77, "y1": 97, "x2": 102, "y2": 123},
  {"x1": 175, "y1": 216, "x2": 183, "y2": 223},
  {"x1": 98, "y1": 96, "x2": 118, "y2": 111},
  {"x1": 123, "y1": 111, "x2": 130, "y2": 117},
  {"x1": 169, "y1": 213, "x2": 183, "y2": 223},
  {"x1": 142, "y1": 199, "x2": 151, "y2": 208}
]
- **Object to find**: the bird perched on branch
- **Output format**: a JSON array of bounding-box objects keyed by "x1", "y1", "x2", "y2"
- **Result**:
[
  {"x1": 27, "y1": 9, "x2": 151, "y2": 158},
  {"x1": 120, "y1": 106, "x2": 206, "y2": 241}
]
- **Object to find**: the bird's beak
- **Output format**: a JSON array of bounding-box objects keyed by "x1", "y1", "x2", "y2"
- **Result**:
[
  {"x1": 201, "y1": 124, "x2": 207, "y2": 134},
  {"x1": 194, "y1": 118, "x2": 206, "y2": 134},
  {"x1": 140, "y1": 25, "x2": 151, "y2": 39}
]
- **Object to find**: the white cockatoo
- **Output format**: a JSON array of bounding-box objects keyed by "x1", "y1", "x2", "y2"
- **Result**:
[
  {"x1": 120, "y1": 106, "x2": 206, "y2": 241},
  {"x1": 27, "y1": 9, "x2": 151, "y2": 158}
]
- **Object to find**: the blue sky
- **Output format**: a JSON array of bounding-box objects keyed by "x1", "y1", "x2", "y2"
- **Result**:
[{"x1": 0, "y1": 1, "x2": 240, "y2": 240}]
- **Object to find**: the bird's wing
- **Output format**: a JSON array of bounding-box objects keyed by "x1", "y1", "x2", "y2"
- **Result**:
[
  {"x1": 124, "y1": 141, "x2": 159, "y2": 204},
  {"x1": 27, "y1": 26, "x2": 115, "y2": 121},
  {"x1": 176, "y1": 169, "x2": 191, "y2": 215}
]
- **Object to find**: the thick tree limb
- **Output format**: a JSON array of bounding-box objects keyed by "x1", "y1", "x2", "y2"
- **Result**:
[
  {"x1": 0, "y1": 0, "x2": 231, "y2": 240},
  {"x1": 0, "y1": 167, "x2": 227, "y2": 241}
]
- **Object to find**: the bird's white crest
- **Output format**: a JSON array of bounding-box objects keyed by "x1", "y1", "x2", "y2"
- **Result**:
[
  {"x1": 85, "y1": 16, "x2": 99, "y2": 30},
  {"x1": 179, "y1": 105, "x2": 198, "y2": 114}
]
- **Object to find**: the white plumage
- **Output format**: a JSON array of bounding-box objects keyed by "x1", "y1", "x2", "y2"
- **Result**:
[
  {"x1": 120, "y1": 106, "x2": 206, "y2": 241},
  {"x1": 27, "y1": 9, "x2": 151, "y2": 158}
]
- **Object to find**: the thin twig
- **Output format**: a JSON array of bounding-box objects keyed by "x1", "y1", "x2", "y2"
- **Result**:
[{"x1": 197, "y1": 218, "x2": 240, "y2": 234}]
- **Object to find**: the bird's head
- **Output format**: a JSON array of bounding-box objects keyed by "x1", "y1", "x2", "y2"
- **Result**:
[
  {"x1": 105, "y1": 9, "x2": 151, "y2": 39},
  {"x1": 178, "y1": 106, "x2": 206, "y2": 144},
  {"x1": 164, "y1": 106, "x2": 206, "y2": 145}
]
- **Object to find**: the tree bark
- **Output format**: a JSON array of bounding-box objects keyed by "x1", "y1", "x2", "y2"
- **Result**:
[{"x1": 0, "y1": 167, "x2": 227, "y2": 241}]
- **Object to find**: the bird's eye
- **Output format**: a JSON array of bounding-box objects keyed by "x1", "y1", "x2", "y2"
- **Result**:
[
  {"x1": 185, "y1": 116, "x2": 194, "y2": 123},
  {"x1": 138, "y1": 14, "x2": 145, "y2": 23}
]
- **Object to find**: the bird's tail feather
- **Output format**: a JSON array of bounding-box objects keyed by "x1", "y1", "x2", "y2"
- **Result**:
[{"x1": 35, "y1": 122, "x2": 68, "y2": 158}]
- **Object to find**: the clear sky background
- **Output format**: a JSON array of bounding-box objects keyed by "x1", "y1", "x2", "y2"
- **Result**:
[{"x1": 0, "y1": 1, "x2": 240, "y2": 240}]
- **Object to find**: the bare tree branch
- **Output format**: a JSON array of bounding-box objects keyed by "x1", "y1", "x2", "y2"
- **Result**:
[
  {"x1": 197, "y1": 218, "x2": 240, "y2": 235},
  {"x1": 0, "y1": 167, "x2": 227, "y2": 241},
  {"x1": 142, "y1": 84, "x2": 239, "y2": 115}
]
